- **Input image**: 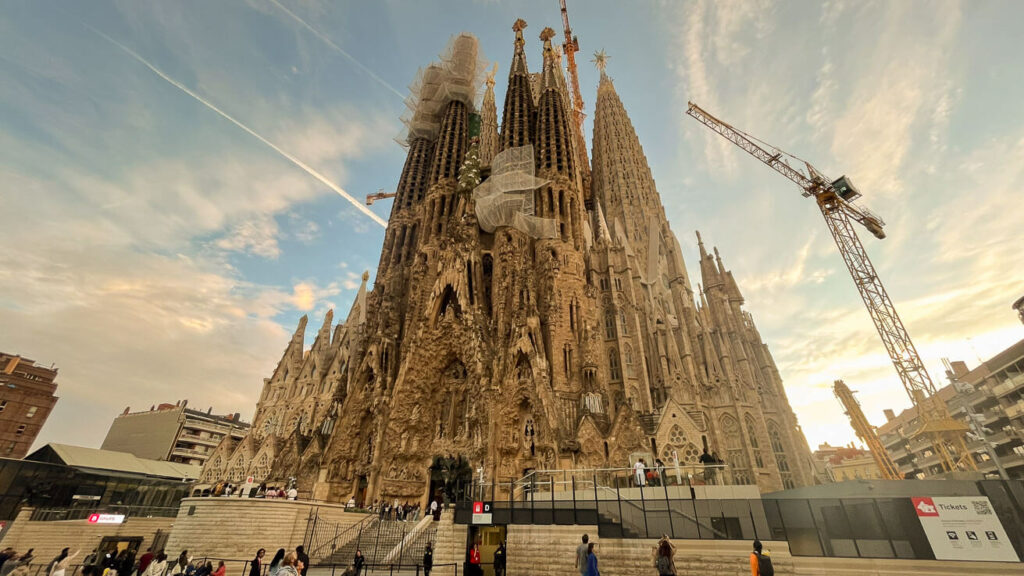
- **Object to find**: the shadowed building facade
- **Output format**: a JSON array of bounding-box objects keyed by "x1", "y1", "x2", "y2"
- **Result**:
[{"x1": 201, "y1": 23, "x2": 816, "y2": 503}]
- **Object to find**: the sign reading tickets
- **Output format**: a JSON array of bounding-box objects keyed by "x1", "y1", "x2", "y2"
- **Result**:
[
  {"x1": 912, "y1": 496, "x2": 1019, "y2": 562},
  {"x1": 471, "y1": 501, "x2": 492, "y2": 525},
  {"x1": 87, "y1": 513, "x2": 126, "y2": 525}
]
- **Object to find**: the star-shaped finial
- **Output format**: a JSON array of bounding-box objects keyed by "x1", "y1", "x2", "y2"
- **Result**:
[
  {"x1": 512, "y1": 18, "x2": 527, "y2": 33},
  {"x1": 592, "y1": 49, "x2": 609, "y2": 73},
  {"x1": 485, "y1": 62, "x2": 498, "y2": 87}
]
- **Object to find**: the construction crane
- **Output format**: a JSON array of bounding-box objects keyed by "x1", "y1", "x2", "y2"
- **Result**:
[
  {"x1": 686, "y1": 102, "x2": 976, "y2": 474},
  {"x1": 365, "y1": 189, "x2": 396, "y2": 206},
  {"x1": 833, "y1": 380, "x2": 902, "y2": 480},
  {"x1": 558, "y1": 0, "x2": 592, "y2": 203}
]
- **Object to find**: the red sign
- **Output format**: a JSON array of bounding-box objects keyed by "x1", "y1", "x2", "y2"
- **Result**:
[
  {"x1": 473, "y1": 501, "x2": 483, "y2": 514},
  {"x1": 913, "y1": 497, "x2": 939, "y2": 517},
  {"x1": 87, "y1": 513, "x2": 125, "y2": 524},
  {"x1": 88, "y1": 514, "x2": 100, "y2": 523}
]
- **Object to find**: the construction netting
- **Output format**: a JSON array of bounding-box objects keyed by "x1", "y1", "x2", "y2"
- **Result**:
[
  {"x1": 395, "y1": 33, "x2": 490, "y2": 148},
  {"x1": 472, "y1": 145, "x2": 558, "y2": 239}
]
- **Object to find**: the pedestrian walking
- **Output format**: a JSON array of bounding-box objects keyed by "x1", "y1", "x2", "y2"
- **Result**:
[
  {"x1": 248, "y1": 549, "x2": 264, "y2": 576},
  {"x1": 749, "y1": 540, "x2": 773, "y2": 576},
  {"x1": 574, "y1": 534, "x2": 589, "y2": 576},
  {"x1": 493, "y1": 542, "x2": 506, "y2": 576},
  {"x1": 422, "y1": 543, "x2": 433, "y2": 576},
  {"x1": 584, "y1": 543, "x2": 599, "y2": 576},
  {"x1": 295, "y1": 547, "x2": 308, "y2": 576}
]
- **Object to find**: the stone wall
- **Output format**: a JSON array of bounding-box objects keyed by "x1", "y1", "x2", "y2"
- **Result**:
[
  {"x1": 0, "y1": 507, "x2": 173, "y2": 562},
  {"x1": 164, "y1": 498, "x2": 368, "y2": 562}
]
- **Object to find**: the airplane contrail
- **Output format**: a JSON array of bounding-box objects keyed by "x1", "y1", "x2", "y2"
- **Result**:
[
  {"x1": 266, "y1": 0, "x2": 406, "y2": 100},
  {"x1": 84, "y1": 23, "x2": 388, "y2": 228}
]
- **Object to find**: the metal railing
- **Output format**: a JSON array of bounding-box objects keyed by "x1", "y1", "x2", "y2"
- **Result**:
[
  {"x1": 29, "y1": 505, "x2": 181, "y2": 521},
  {"x1": 304, "y1": 510, "x2": 377, "y2": 561},
  {"x1": 507, "y1": 464, "x2": 740, "y2": 501}
]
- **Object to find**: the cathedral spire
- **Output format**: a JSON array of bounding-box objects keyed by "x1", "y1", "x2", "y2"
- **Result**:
[
  {"x1": 534, "y1": 27, "x2": 575, "y2": 178},
  {"x1": 500, "y1": 19, "x2": 535, "y2": 150},
  {"x1": 480, "y1": 63, "x2": 499, "y2": 166},
  {"x1": 697, "y1": 231, "x2": 722, "y2": 290}
]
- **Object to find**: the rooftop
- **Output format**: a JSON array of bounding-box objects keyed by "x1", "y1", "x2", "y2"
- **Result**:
[{"x1": 26, "y1": 443, "x2": 201, "y2": 481}]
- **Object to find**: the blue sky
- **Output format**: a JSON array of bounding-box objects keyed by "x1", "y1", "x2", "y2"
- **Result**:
[{"x1": 2, "y1": 0, "x2": 1021, "y2": 453}]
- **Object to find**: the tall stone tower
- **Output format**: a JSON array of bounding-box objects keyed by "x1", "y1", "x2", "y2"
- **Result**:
[{"x1": 202, "y1": 22, "x2": 816, "y2": 501}]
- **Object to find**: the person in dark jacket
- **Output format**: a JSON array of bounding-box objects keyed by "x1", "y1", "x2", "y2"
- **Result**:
[
  {"x1": 352, "y1": 550, "x2": 364, "y2": 576},
  {"x1": 294, "y1": 547, "x2": 308, "y2": 576},
  {"x1": 422, "y1": 543, "x2": 433, "y2": 576},
  {"x1": 249, "y1": 549, "x2": 265, "y2": 576},
  {"x1": 493, "y1": 542, "x2": 506, "y2": 576}
]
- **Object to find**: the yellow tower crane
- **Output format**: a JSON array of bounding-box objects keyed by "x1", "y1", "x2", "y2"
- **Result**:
[
  {"x1": 833, "y1": 380, "x2": 902, "y2": 480},
  {"x1": 686, "y1": 102, "x2": 975, "y2": 474}
]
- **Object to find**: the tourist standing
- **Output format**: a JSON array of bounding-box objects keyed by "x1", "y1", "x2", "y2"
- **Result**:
[
  {"x1": 142, "y1": 554, "x2": 167, "y2": 576},
  {"x1": 422, "y1": 543, "x2": 433, "y2": 576},
  {"x1": 352, "y1": 550, "x2": 364, "y2": 576},
  {"x1": 50, "y1": 548, "x2": 79, "y2": 576},
  {"x1": 467, "y1": 543, "x2": 481, "y2": 576},
  {"x1": 136, "y1": 549, "x2": 153, "y2": 576},
  {"x1": 655, "y1": 459, "x2": 666, "y2": 487},
  {"x1": 211, "y1": 562, "x2": 225, "y2": 576},
  {"x1": 277, "y1": 553, "x2": 299, "y2": 576},
  {"x1": 574, "y1": 534, "x2": 589, "y2": 576},
  {"x1": 584, "y1": 543, "x2": 599, "y2": 576},
  {"x1": 634, "y1": 458, "x2": 647, "y2": 487},
  {"x1": 294, "y1": 547, "x2": 308, "y2": 576},
  {"x1": 248, "y1": 550, "x2": 264, "y2": 576},
  {"x1": 0, "y1": 553, "x2": 21, "y2": 576},
  {"x1": 430, "y1": 499, "x2": 440, "y2": 521},
  {"x1": 655, "y1": 539, "x2": 676, "y2": 576},
  {"x1": 287, "y1": 486, "x2": 298, "y2": 500},
  {"x1": 267, "y1": 549, "x2": 285, "y2": 576},
  {"x1": 493, "y1": 542, "x2": 506, "y2": 576}
]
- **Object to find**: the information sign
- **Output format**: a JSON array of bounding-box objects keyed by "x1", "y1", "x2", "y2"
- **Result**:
[
  {"x1": 471, "y1": 501, "x2": 492, "y2": 525},
  {"x1": 87, "y1": 513, "x2": 126, "y2": 525},
  {"x1": 912, "y1": 496, "x2": 1018, "y2": 562}
]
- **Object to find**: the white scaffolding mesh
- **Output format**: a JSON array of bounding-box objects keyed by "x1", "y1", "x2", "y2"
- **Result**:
[
  {"x1": 395, "y1": 33, "x2": 490, "y2": 147},
  {"x1": 472, "y1": 145, "x2": 558, "y2": 238}
]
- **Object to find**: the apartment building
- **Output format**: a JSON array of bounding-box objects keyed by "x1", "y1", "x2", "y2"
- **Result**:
[
  {"x1": 101, "y1": 400, "x2": 249, "y2": 467},
  {"x1": 877, "y1": 338, "x2": 1024, "y2": 479},
  {"x1": 0, "y1": 353, "x2": 59, "y2": 459}
]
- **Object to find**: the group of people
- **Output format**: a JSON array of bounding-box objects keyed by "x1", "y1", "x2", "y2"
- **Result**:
[
  {"x1": 247, "y1": 547, "x2": 308, "y2": 576},
  {"x1": 0, "y1": 547, "x2": 34, "y2": 576},
  {"x1": 463, "y1": 542, "x2": 504, "y2": 576},
  {"x1": 573, "y1": 533, "x2": 773, "y2": 576},
  {"x1": 631, "y1": 458, "x2": 669, "y2": 487},
  {"x1": 370, "y1": 499, "x2": 422, "y2": 522},
  {"x1": 207, "y1": 482, "x2": 298, "y2": 500}
]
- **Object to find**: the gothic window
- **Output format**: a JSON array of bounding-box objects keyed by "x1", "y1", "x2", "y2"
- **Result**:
[
  {"x1": 608, "y1": 348, "x2": 621, "y2": 381},
  {"x1": 624, "y1": 346, "x2": 635, "y2": 378},
  {"x1": 721, "y1": 415, "x2": 751, "y2": 485},
  {"x1": 438, "y1": 284, "x2": 462, "y2": 319},
  {"x1": 745, "y1": 414, "x2": 764, "y2": 468},
  {"x1": 615, "y1": 277, "x2": 623, "y2": 291},
  {"x1": 619, "y1": 310, "x2": 628, "y2": 335},
  {"x1": 768, "y1": 421, "x2": 794, "y2": 489},
  {"x1": 600, "y1": 277, "x2": 610, "y2": 291},
  {"x1": 604, "y1": 311, "x2": 616, "y2": 340}
]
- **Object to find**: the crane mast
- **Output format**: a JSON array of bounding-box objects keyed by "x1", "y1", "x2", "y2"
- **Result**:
[
  {"x1": 833, "y1": 380, "x2": 902, "y2": 480},
  {"x1": 685, "y1": 102, "x2": 975, "y2": 474},
  {"x1": 558, "y1": 0, "x2": 592, "y2": 204}
]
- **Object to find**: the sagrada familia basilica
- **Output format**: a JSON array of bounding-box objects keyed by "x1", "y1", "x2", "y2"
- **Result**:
[{"x1": 201, "y1": 21, "x2": 816, "y2": 503}]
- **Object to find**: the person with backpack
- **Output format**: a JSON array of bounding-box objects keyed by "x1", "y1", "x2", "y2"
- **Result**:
[{"x1": 750, "y1": 540, "x2": 773, "y2": 576}]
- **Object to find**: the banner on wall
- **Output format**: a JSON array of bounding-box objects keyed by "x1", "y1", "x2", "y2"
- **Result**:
[{"x1": 912, "y1": 496, "x2": 1019, "y2": 562}]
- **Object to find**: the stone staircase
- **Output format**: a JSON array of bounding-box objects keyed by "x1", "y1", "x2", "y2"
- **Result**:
[{"x1": 321, "y1": 518, "x2": 434, "y2": 568}]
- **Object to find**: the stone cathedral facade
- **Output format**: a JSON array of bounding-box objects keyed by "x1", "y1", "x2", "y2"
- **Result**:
[{"x1": 201, "y1": 22, "x2": 816, "y2": 502}]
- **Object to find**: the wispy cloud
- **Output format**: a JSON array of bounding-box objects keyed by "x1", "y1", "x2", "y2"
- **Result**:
[
  {"x1": 82, "y1": 22, "x2": 388, "y2": 228},
  {"x1": 264, "y1": 0, "x2": 405, "y2": 100}
]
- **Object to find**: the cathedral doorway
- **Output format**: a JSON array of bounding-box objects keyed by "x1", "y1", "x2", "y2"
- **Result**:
[
  {"x1": 428, "y1": 454, "x2": 473, "y2": 507},
  {"x1": 355, "y1": 475, "x2": 368, "y2": 507},
  {"x1": 466, "y1": 524, "x2": 507, "y2": 576}
]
